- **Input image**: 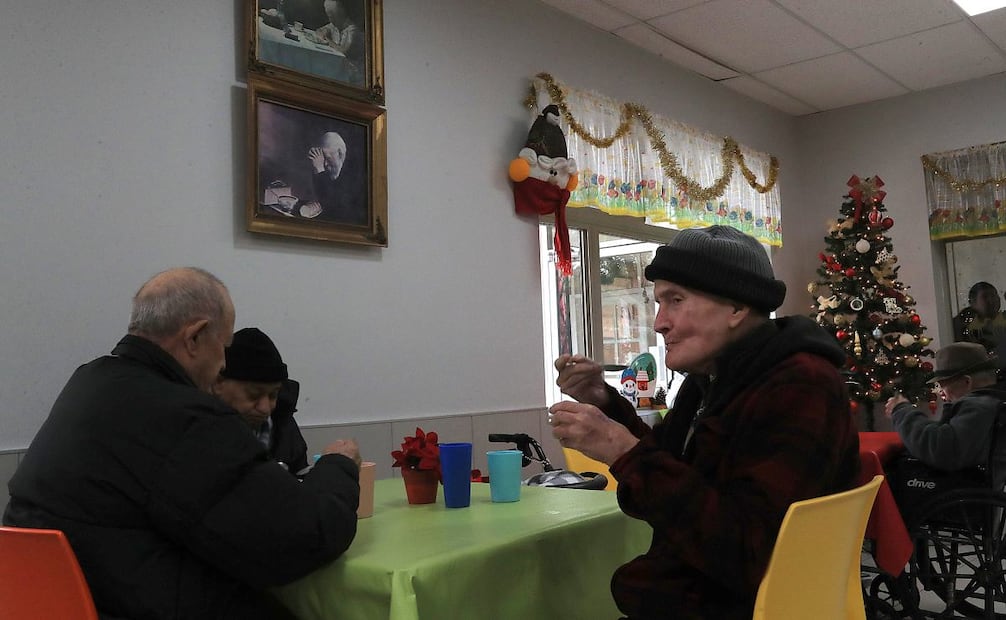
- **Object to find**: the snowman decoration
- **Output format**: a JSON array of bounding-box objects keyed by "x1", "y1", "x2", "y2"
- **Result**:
[
  {"x1": 619, "y1": 368, "x2": 638, "y2": 408},
  {"x1": 509, "y1": 105, "x2": 579, "y2": 190},
  {"x1": 509, "y1": 104, "x2": 579, "y2": 275}
]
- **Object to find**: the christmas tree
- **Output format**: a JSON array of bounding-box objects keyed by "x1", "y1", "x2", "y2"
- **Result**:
[{"x1": 808, "y1": 175, "x2": 936, "y2": 430}]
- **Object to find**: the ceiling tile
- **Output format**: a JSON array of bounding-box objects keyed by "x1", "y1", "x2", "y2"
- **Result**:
[
  {"x1": 719, "y1": 76, "x2": 818, "y2": 115},
  {"x1": 614, "y1": 23, "x2": 739, "y2": 80},
  {"x1": 775, "y1": 0, "x2": 962, "y2": 48},
  {"x1": 973, "y1": 7, "x2": 1006, "y2": 50},
  {"x1": 647, "y1": 0, "x2": 842, "y2": 73},
  {"x1": 539, "y1": 0, "x2": 636, "y2": 31},
  {"x1": 755, "y1": 52, "x2": 909, "y2": 111},
  {"x1": 856, "y1": 21, "x2": 1006, "y2": 91},
  {"x1": 603, "y1": 0, "x2": 705, "y2": 21}
]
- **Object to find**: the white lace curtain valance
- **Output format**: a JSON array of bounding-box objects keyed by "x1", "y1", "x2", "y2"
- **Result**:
[
  {"x1": 530, "y1": 76, "x2": 783, "y2": 247},
  {"x1": 923, "y1": 140, "x2": 1006, "y2": 240}
]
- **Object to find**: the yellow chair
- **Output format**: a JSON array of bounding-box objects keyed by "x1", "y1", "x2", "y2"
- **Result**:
[
  {"x1": 562, "y1": 447, "x2": 618, "y2": 491},
  {"x1": 0, "y1": 526, "x2": 99, "y2": 620},
  {"x1": 753, "y1": 475, "x2": 883, "y2": 620}
]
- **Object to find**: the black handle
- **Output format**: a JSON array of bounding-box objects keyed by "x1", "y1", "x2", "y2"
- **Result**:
[{"x1": 488, "y1": 433, "x2": 530, "y2": 443}]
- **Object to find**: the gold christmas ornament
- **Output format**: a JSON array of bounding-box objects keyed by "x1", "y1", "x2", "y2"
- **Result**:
[
  {"x1": 920, "y1": 336, "x2": 932, "y2": 346},
  {"x1": 905, "y1": 356, "x2": 919, "y2": 368},
  {"x1": 853, "y1": 332, "x2": 862, "y2": 357}
]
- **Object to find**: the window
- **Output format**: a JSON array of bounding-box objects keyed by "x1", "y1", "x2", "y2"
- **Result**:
[{"x1": 539, "y1": 210, "x2": 685, "y2": 407}]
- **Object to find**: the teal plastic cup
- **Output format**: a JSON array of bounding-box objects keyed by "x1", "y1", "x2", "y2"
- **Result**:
[{"x1": 487, "y1": 450, "x2": 523, "y2": 502}]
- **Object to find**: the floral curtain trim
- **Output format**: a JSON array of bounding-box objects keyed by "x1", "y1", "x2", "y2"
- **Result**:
[
  {"x1": 569, "y1": 171, "x2": 779, "y2": 243},
  {"x1": 527, "y1": 73, "x2": 783, "y2": 247},
  {"x1": 922, "y1": 140, "x2": 1006, "y2": 240}
]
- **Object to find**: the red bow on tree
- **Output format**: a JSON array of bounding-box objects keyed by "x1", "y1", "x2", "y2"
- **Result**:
[{"x1": 847, "y1": 175, "x2": 887, "y2": 221}]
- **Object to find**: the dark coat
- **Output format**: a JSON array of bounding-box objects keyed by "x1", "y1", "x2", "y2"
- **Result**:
[
  {"x1": 606, "y1": 316, "x2": 860, "y2": 620},
  {"x1": 4, "y1": 335, "x2": 359, "y2": 620},
  {"x1": 271, "y1": 378, "x2": 309, "y2": 475}
]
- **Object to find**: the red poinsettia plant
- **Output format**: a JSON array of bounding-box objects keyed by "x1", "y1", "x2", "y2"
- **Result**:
[{"x1": 391, "y1": 427, "x2": 440, "y2": 476}]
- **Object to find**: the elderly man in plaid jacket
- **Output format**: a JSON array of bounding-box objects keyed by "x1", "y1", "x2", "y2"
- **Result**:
[{"x1": 550, "y1": 226, "x2": 860, "y2": 620}]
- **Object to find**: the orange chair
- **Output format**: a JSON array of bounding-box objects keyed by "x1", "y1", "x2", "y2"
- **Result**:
[
  {"x1": 562, "y1": 447, "x2": 618, "y2": 491},
  {"x1": 0, "y1": 526, "x2": 99, "y2": 620}
]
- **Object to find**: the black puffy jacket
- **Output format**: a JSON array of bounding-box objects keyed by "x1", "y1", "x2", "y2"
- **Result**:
[{"x1": 4, "y1": 335, "x2": 358, "y2": 619}]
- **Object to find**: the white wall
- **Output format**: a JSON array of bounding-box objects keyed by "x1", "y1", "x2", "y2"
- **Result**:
[
  {"x1": 0, "y1": 0, "x2": 800, "y2": 451},
  {"x1": 788, "y1": 74, "x2": 1006, "y2": 345}
]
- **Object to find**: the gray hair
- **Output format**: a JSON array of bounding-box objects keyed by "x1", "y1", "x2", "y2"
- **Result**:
[
  {"x1": 128, "y1": 267, "x2": 229, "y2": 339},
  {"x1": 322, "y1": 131, "x2": 346, "y2": 152}
]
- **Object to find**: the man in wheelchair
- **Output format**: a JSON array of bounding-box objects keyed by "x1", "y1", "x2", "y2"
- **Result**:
[
  {"x1": 876, "y1": 344, "x2": 1006, "y2": 618},
  {"x1": 884, "y1": 342, "x2": 1006, "y2": 525}
]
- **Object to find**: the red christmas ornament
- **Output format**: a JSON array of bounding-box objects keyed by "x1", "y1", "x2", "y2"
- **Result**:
[
  {"x1": 844, "y1": 268, "x2": 856, "y2": 277},
  {"x1": 870, "y1": 381, "x2": 882, "y2": 392},
  {"x1": 868, "y1": 208, "x2": 883, "y2": 226},
  {"x1": 881, "y1": 217, "x2": 894, "y2": 229},
  {"x1": 836, "y1": 330, "x2": 848, "y2": 341},
  {"x1": 921, "y1": 361, "x2": 933, "y2": 372},
  {"x1": 910, "y1": 314, "x2": 921, "y2": 326}
]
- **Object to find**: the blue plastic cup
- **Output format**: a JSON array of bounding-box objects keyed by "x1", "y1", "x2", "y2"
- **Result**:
[
  {"x1": 487, "y1": 450, "x2": 523, "y2": 503},
  {"x1": 438, "y1": 442, "x2": 473, "y2": 508}
]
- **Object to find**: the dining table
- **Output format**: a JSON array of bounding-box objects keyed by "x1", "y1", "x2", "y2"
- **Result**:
[
  {"x1": 256, "y1": 17, "x2": 359, "y2": 85},
  {"x1": 273, "y1": 478, "x2": 650, "y2": 620},
  {"x1": 858, "y1": 432, "x2": 913, "y2": 576}
]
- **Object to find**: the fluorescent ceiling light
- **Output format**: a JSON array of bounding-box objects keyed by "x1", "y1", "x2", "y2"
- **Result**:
[{"x1": 952, "y1": 0, "x2": 1006, "y2": 16}]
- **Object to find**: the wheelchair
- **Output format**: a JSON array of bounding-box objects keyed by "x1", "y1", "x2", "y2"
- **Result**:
[{"x1": 866, "y1": 405, "x2": 1006, "y2": 619}]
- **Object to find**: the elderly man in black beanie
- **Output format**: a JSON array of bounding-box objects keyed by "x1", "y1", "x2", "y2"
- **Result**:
[
  {"x1": 549, "y1": 225, "x2": 859, "y2": 620},
  {"x1": 212, "y1": 327, "x2": 314, "y2": 475}
]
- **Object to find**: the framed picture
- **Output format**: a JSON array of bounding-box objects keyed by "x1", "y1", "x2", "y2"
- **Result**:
[
  {"x1": 248, "y1": 0, "x2": 384, "y2": 104},
  {"x1": 247, "y1": 75, "x2": 387, "y2": 246}
]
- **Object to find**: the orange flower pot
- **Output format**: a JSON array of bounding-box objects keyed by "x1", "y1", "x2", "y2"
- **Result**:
[{"x1": 402, "y1": 468, "x2": 439, "y2": 505}]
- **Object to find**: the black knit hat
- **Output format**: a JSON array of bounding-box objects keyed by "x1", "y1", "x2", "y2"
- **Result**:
[
  {"x1": 220, "y1": 327, "x2": 288, "y2": 382},
  {"x1": 644, "y1": 225, "x2": 786, "y2": 312}
]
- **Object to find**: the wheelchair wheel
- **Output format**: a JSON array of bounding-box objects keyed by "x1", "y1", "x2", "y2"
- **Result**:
[
  {"x1": 867, "y1": 572, "x2": 917, "y2": 619},
  {"x1": 904, "y1": 489, "x2": 1006, "y2": 619}
]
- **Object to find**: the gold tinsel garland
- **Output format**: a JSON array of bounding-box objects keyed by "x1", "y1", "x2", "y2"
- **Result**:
[
  {"x1": 921, "y1": 154, "x2": 1006, "y2": 192},
  {"x1": 523, "y1": 73, "x2": 779, "y2": 202}
]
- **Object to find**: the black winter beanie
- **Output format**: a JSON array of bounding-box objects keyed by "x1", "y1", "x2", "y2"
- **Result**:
[
  {"x1": 644, "y1": 225, "x2": 786, "y2": 312},
  {"x1": 220, "y1": 327, "x2": 289, "y2": 382}
]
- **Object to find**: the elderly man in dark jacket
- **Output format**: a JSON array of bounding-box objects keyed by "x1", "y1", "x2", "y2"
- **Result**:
[
  {"x1": 549, "y1": 226, "x2": 860, "y2": 620},
  {"x1": 4, "y1": 267, "x2": 360, "y2": 620},
  {"x1": 211, "y1": 327, "x2": 310, "y2": 476}
]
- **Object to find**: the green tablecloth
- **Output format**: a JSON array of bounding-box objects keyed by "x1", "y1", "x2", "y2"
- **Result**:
[{"x1": 274, "y1": 478, "x2": 649, "y2": 620}]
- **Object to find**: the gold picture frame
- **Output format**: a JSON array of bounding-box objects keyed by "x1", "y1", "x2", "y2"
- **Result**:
[
  {"x1": 247, "y1": 0, "x2": 385, "y2": 104},
  {"x1": 247, "y1": 75, "x2": 387, "y2": 246}
]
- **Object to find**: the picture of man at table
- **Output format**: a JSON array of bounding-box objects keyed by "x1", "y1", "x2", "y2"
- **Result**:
[
  {"x1": 550, "y1": 226, "x2": 860, "y2": 620},
  {"x1": 3, "y1": 267, "x2": 360, "y2": 620},
  {"x1": 884, "y1": 342, "x2": 1006, "y2": 493}
]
